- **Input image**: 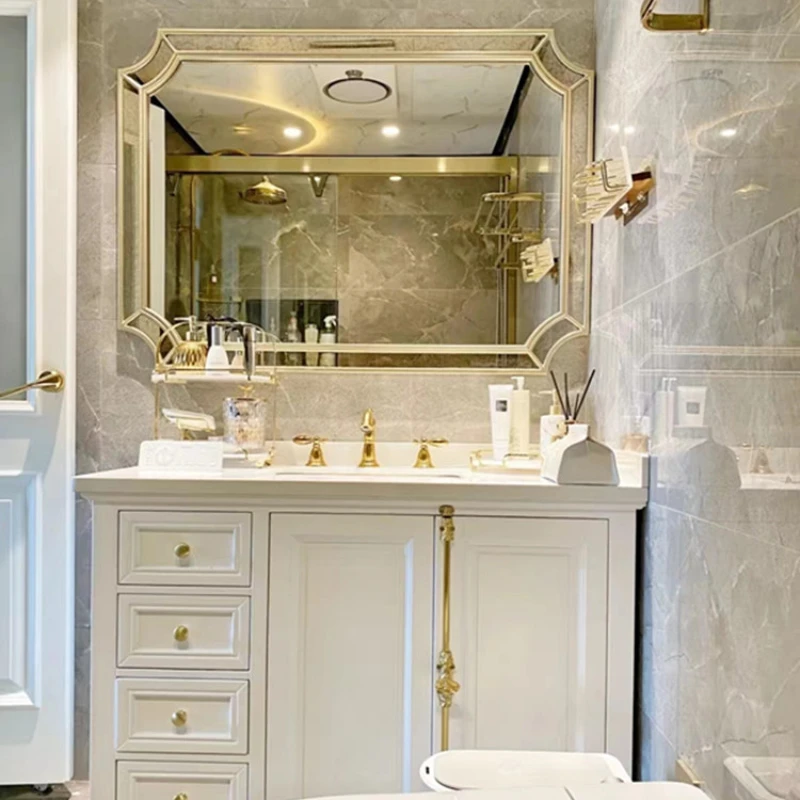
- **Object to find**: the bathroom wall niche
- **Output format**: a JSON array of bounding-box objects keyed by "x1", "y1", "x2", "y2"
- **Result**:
[{"x1": 119, "y1": 29, "x2": 594, "y2": 371}]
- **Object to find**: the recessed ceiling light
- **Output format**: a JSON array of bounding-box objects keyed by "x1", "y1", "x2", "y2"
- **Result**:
[
  {"x1": 720, "y1": 128, "x2": 738, "y2": 138},
  {"x1": 624, "y1": 125, "x2": 636, "y2": 135},
  {"x1": 389, "y1": 175, "x2": 403, "y2": 182},
  {"x1": 232, "y1": 124, "x2": 253, "y2": 134},
  {"x1": 283, "y1": 126, "x2": 303, "y2": 140},
  {"x1": 609, "y1": 124, "x2": 621, "y2": 134},
  {"x1": 381, "y1": 124, "x2": 400, "y2": 138}
]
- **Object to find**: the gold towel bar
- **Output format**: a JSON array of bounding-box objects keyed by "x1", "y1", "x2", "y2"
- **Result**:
[{"x1": 641, "y1": 0, "x2": 709, "y2": 32}]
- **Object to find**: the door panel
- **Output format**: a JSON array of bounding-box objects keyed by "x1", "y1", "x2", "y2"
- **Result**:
[
  {"x1": 267, "y1": 513, "x2": 435, "y2": 800},
  {"x1": 0, "y1": 0, "x2": 76, "y2": 784},
  {"x1": 446, "y1": 517, "x2": 609, "y2": 754}
]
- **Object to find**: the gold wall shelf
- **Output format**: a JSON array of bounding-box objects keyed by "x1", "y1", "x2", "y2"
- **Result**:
[{"x1": 640, "y1": 0, "x2": 710, "y2": 32}]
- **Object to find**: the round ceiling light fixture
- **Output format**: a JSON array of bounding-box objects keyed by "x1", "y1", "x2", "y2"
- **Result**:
[{"x1": 323, "y1": 69, "x2": 392, "y2": 105}]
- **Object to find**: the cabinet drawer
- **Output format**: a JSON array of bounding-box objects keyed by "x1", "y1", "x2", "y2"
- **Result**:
[
  {"x1": 118, "y1": 595, "x2": 250, "y2": 670},
  {"x1": 115, "y1": 678, "x2": 249, "y2": 755},
  {"x1": 119, "y1": 511, "x2": 252, "y2": 586},
  {"x1": 117, "y1": 761, "x2": 248, "y2": 800}
]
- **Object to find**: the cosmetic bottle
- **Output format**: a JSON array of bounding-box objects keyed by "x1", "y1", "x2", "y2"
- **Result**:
[
  {"x1": 508, "y1": 376, "x2": 531, "y2": 457},
  {"x1": 539, "y1": 389, "x2": 566, "y2": 457},
  {"x1": 285, "y1": 310, "x2": 302, "y2": 366},
  {"x1": 305, "y1": 322, "x2": 319, "y2": 367},
  {"x1": 320, "y1": 315, "x2": 337, "y2": 367},
  {"x1": 205, "y1": 322, "x2": 230, "y2": 374},
  {"x1": 488, "y1": 383, "x2": 513, "y2": 461}
]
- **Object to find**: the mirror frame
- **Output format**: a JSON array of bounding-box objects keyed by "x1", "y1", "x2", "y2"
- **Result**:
[{"x1": 118, "y1": 29, "x2": 594, "y2": 373}]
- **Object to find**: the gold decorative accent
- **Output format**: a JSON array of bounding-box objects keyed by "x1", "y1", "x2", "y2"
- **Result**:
[
  {"x1": 173, "y1": 625, "x2": 189, "y2": 643},
  {"x1": 0, "y1": 370, "x2": 65, "y2": 401},
  {"x1": 171, "y1": 709, "x2": 188, "y2": 727},
  {"x1": 292, "y1": 434, "x2": 328, "y2": 467},
  {"x1": 174, "y1": 542, "x2": 191, "y2": 559},
  {"x1": 413, "y1": 438, "x2": 449, "y2": 469},
  {"x1": 437, "y1": 504, "x2": 459, "y2": 751},
  {"x1": 641, "y1": 0, "x2": 709, "y2": 32},
  {"x1": 359, "y1": 408, "x2": 379, "y2": 468},
  {"x1": 174, "y1": 794, "x2": 189, "y2": 800}
]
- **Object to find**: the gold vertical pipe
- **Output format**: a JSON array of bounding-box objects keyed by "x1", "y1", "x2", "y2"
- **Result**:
[{"x1": 436, "y1": 504, "x2": 459, "y2": 751}]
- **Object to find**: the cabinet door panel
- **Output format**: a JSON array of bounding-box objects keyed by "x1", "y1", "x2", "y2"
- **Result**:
[
  {"x1": 447, "y1": 517, "x2": 608, "y2": 754},
  {"x1": 267, "y1": 514, "x2": 434, "y2": 800}
]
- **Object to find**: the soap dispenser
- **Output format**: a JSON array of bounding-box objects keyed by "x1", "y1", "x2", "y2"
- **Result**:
[
  {"x1": 539, "y1": 389, "x2": 566, "y2": 457},
  {"x1": 508, "y1": 376, "x2": 531, "y2": 457},
  {"x1": 319, "y1": 315, "x2": 337, "y2": 367}
]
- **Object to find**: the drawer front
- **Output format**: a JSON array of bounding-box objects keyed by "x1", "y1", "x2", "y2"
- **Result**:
[
  {"x1": 119, "y1": 511, "x2": 252, "y2": 586},
  {"x1": 117, "y1": 761, "x2": 248, "y2": 800},
  {"x1": 115, "y1": 679, "x2": 249, "y2": 755},
  {"x1": 118, "y1": 595, "x2": 251, "y2": 670}
]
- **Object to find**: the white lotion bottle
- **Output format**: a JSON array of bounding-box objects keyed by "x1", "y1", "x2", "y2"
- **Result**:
[
  {"x1": 205, "y1": 324, "x2": 230, "y2": 375},
  {"x1": 539, "y1": 389, "x2": 566, "y2": 457},
  {"x1": 304, "y1": 323, "x2": 319, "y2": 367},
  {"x1": 508, "y1": 376, "x2": 531, "y2": 457},
  {"x1": 489, "y1": 383, "x2": 513, "y2": 461},
  {"x1": 320, "y1": 315, "x2": 337, "y2": 367}
]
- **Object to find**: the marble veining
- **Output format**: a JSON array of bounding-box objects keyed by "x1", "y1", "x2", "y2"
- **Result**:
[{"x1": 589, "y1": 1, "x2": 800, "y2": 795}]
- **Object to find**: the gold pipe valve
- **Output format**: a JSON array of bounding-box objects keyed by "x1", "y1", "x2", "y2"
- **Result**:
[
  {"x1": 174, "y1": 542, "x2": 191, "y2": 559},
  {"x1": 292, "y1": 434, "x2": 328, "y2": 467},
  {"x1": 171, "y1": 709, "x2": 188, "y2": 727},
  {"x1": 413, "y1": 438, "x2": 449, "y2": 469},
  {"x1": 173, "y1": 625, "x2": 189, "y2": 643}
]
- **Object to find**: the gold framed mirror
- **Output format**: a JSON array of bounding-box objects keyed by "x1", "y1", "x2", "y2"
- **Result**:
[{"x1": 118, "y1": 29, "x2": 594, "y2": 372}]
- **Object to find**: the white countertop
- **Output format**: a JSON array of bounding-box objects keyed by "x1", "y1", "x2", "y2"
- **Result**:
[{"x1": 75, "y1": 448, "x2": 649, "y2": 511}]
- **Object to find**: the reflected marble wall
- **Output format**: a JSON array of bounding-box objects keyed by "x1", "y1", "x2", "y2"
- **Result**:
[
  {"x1": 75, "y1": 0, "x2": 595, "y2": 779},
  {"x1": 588, "y1": 1, "x2": 800, "y2": 795}
]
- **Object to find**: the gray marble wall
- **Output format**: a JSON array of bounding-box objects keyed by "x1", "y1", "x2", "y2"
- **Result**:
[
  {"x1": 75, "y1": 0, "x2": 594, "y2": 780},
  {"x1": 588, "y1": 1, "x2": 800, "y2": 796}
]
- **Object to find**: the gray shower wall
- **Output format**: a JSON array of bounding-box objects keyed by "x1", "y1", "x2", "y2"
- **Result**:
[
  {"x1": 75, "y1": 0, "x2": 595, "y2": 780},
  {"x1": 589, "y1": 1, "x2": 800, "y2": 795}
]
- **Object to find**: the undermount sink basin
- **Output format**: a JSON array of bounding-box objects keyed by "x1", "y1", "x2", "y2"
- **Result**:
[{"x1": 273, "y1": 466, "x2": 466, "y2": 481}]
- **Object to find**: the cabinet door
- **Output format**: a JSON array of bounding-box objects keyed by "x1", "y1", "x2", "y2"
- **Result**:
[
  {"x1": 446, "y1": 517, "x2": 608, "y2": 754},
  {"x1": 267, "y1": 514, "x2": 435, "y2": 800}
]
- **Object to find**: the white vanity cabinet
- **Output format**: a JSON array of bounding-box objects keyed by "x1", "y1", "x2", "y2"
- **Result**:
[{"x1": 77, "y1": 466, "x2": 646, "y2": 800}]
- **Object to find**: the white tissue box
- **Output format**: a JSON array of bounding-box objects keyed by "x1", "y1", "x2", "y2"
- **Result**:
[{"x1": 138, "y1": 440, "x2": 224, "y2": 474}]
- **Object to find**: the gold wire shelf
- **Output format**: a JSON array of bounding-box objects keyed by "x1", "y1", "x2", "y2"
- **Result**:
[
  {"x1": 640, "y1": 0, "x2": 710, "y2": 32},
  {"x1": 472, "y1": 191, "x2": 545, "y2": 271}
]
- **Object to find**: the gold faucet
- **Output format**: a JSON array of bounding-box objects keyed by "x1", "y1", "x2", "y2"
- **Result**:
[{"x1": 359, "y1": 408, "x2": 379, "y2": 467}]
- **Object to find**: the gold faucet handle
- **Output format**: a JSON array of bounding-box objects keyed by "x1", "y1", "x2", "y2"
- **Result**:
[
  {"x1": 413, "y1": 438, "x2": 449, "y2": 469},
  {"x1": 292, "y1": 434, "x2": 328, "y2": 467}
]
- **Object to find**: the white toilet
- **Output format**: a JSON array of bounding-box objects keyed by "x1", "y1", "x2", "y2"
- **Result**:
[{"x1": 419, "y1": 751, "x2": 632, "y2": 791}]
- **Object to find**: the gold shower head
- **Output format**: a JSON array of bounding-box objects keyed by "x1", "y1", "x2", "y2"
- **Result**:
[{"x1": 242, "y1": 175, "x2": 288, "y2": 205}]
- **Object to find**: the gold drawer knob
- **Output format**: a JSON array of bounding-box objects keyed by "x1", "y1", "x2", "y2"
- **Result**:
[
  {"x1": 174, "y1": 542, "x2": 191, "y2": 559},
  {"x1": 173, "y1": 625, "x2": 189, "y2": 643},
  {"x1": 174, "y1": 794, "x2": 189, "y2": 800},
  {"x1": 171, "y1": 709, "x2": 188, "y2": 727}
]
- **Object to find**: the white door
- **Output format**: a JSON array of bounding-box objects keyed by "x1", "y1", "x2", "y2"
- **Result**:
[
  {"x1": 445, "y1": 517, "x2": 609, "y2": 754},
  {"x1": 267, "y1": 513, "x2": 435, "y2": 800},
  {"x1": 0, "y1": 0, "x2": 76, "y2": 785}
]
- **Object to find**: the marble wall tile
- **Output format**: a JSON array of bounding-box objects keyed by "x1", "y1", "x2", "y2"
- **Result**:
[{"x1": 590, "y1": 0, "x2": 800, "y2": 793}]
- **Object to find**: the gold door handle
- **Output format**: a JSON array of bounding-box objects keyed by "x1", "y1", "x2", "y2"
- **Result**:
[
  {"x1": 173, "y1": 625, "x2": 189, "y2": 642},
  {"x1": 0, "y1": 370, "x2": 65, "y2": 400},
  {"x1": 171, "y1": 709, "x2": 188, "y2": 727},
  {"x1": 174, "y1": 542, "x2": 191, "y2": 559}
]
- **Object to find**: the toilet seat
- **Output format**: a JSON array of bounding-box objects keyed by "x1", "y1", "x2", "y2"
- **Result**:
[{"x1": 420, "y1": 751, "x2": 632, "y2": 792}]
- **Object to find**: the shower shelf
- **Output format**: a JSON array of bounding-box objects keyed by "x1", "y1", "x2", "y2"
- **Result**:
[
  {"x1": 151, "y1": 368, "x2": 277, "y2": 386},
  {"x1": 640, "y1": 0, "x2": 709, "y2": 32}
]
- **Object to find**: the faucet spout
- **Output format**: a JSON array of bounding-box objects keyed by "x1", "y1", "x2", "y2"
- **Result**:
[{"x1": 359, "y1": 408, "x2": 379, "y2": 467}]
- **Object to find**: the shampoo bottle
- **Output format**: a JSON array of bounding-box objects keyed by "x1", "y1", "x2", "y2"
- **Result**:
[
  {"x1": 285, "y1": 310, "x2": 302, "y2": 366},
  {"x1": 304, "y1": 322, "x2": 319, "y2": 367},
  {"x1": 508, "y1": 376, "x2": 531, "y2": 457},
  {"x1": 489, "y1": 383, "x2": 514, "y2": 462},
  {"x1": 539, "y1": 389, "x2": 566, "y2": 457}
]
